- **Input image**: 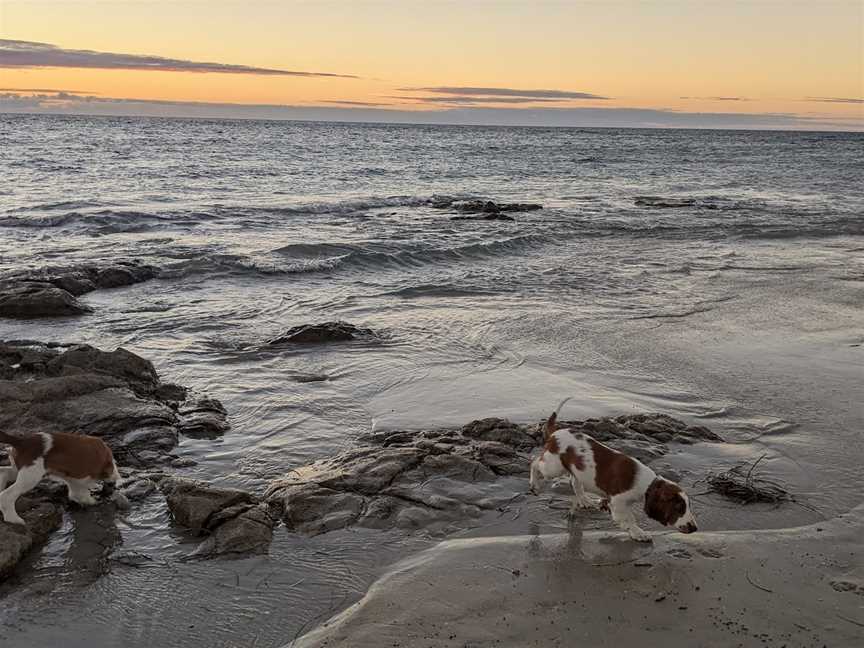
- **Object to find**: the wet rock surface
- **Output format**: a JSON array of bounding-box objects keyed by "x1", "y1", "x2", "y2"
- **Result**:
[
  {"x1": 634, "y1": 196, "x2": 696, "y2": 209},
  {"x1": 267, "y1": 321, "x2": 378, "y2": 345},
  {"x1": 0, "y1": 262, "x2": 159, "y2": 319},
  {"x1": 430, "y1": 198, "x2": 543, "y2": 214},
  {"x1": 0, "y1": 341, "x2": 228, "y2": 468},
  {"x1": 0, "y1": 341, "x2": 229, "y2": 574},
  {"x1": 0, "y1": 494, "x2": 63, "y2": 578},
  {"x1": 260, "y1": 413, "x2": 721, "y2": 539},
  {"x1": 158, "y1": 476, "x2": 277, "y2": 556}
]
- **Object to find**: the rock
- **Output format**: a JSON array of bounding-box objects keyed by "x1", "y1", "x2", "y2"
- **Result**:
[
  {"x1": 451, "y1": 213, "x2": 516, "y2": 222},
  {"x1": 159, "y1": 476, "x2": 257, "y2": 531},
  {"x1": 0, "y1": 341, "x2": 228, "y2": 467},
  {"x1": 177, "y1": 398, "x2": 230, "y2": 439},
  {"x1": 0, "y1": 261, "x2": 158, "y2": 319},
  {"x1": 157, "y1": 477, "x2": 277, "y2": 555},
  {"x1": 430, "y1": 198, "x2": 543, "y2": 214},
  {"x1": 277, "y1": 484, "x2": 366, "y2": 535},
  {"x1": 462, "y1": 418, "x2": 538, "y2": 449},
  {"x1": 200, "y1": 504, "x2": 277, "y2": 555},
  {"x1": 265, "y1": 414, "x2": 717, "y2": 539},
  {"x1": 268, "y1": 321, "x2": 378, "y2": 345},
  {"x1": 0, "y1": 497, "x2": 63, "y2": 579},
  {"x1": 634, "y1": 196, "x2": 696, "y2": 208},
  {"x1": 0, "y1": 280, "x2": 92, "y2": 318}
]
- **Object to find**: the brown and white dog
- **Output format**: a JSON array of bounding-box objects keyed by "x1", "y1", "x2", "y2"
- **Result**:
[
  {"x1": 0, "y1": 431, "x2": 119, "y2": 525},
  {"x1": 529, "y1": 399, "x2": 698, "y2": 542}
]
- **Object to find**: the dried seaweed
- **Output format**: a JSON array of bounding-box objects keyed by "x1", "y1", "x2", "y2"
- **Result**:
[{"x1": 705, "y1": 455, "x2": 790, "y2": 505}]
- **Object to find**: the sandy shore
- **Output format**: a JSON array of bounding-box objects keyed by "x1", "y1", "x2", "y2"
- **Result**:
[{"x1": 293, "y1": 505, "x2": 864, "y2": 647}]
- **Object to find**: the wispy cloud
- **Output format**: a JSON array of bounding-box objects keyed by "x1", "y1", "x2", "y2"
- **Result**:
[
  {"x1": 400, "y1": 86, "x2": 609, "y2": 100},
  {"x1": 0, "y1": 39, "x2": 357, "y2": 78},
  {"x1": 395, "y1": 95, "x2": 567, "y2": 105},
  {"x1": 681, "y1": 96, "x2": 749, "y2": 101},
  {"x1": 0, "y1": 86, "x2": 96, "y2": 94},
  {"x1": 1, "y1": 91, "x2": 860, "y2": 131},
  {"x1": 322, "y1": 100, "x2": 392, "y2": 107},
  {"x1": 805, "y1": 96, "x2": 864, "y2": 104}
]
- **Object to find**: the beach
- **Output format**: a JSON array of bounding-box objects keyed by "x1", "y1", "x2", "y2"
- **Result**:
[{"x1": 0, "y1": 115, "x2": 862, "y2": 647}]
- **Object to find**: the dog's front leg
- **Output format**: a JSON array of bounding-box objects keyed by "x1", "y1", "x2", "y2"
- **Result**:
[
  {"x1": 568, "y1": 475, "x2": 595, "y2": 515},
  {"x1": 529, "y1": 457, "x2": 542, "y2": 495},
  {"x1": 609, "y1": 496, "x2": 651, "y2": 542}
]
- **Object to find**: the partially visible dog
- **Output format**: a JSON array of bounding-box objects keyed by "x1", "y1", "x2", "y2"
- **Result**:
[
  {"x1": 0, "y1": 431, "x2": 119, "y2": 525},
  {"x1": 529, "y1": 398, "x2": 698, "y2": 542}
]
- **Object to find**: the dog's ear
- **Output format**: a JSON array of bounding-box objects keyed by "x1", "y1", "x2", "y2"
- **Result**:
[
  {"x1": 644, "y1": 479, "x2": 680, "y2": 526},
  {"x1": 544, "y1": 411, "x2": 558, "y2": 442}
]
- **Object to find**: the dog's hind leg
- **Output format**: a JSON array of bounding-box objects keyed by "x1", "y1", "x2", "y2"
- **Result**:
[
  {"x1": 0, "y1": 463, "x2": 18, "y2": 492},
  {"x1": 0, "y1": 460, "x2": 45, "y2": 525}
]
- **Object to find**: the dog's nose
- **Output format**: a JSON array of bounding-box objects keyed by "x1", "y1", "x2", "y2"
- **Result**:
[{"x1": 680, "y1": 522, "x2": 697, "y2": 534}]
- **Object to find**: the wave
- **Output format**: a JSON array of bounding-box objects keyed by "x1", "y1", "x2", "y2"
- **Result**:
[
  {"x1": 0, "y1": 195, "x2": 469, "y2": 230},
  {"x1": 162, "y1": 233, "x2": 552, "y2": 281},
  {"x1": 378, "y1": 284, "x2": 505, "y2": 298}
]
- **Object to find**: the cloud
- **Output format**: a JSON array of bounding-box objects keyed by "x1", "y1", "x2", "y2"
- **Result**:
[
  {"x1": 400, "y1": 86, "x2": 609, "y2": 100},
  {"x1": 1, "y1": 91, "x2": 860, "y2": 131},
  {"x1": 805, "y1": 97, "x2": 864, "y2": 104},
  {"x1": 322, "y1": 100, "x2": 392, "y2": 106},
  {"x1": 0, "y1": 86, "x2": 96, "y2": 94},
  {"x1": 394, "y1": 95, "x2": 567, "y2": 105},
  {"x1": 0, "y1": 39, "x2": 356, "y2": 78},
  {"x1": 681, "y1": 96, "x2": 749, "y2": 101}
]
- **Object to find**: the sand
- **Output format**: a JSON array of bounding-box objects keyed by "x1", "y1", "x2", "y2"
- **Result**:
[{"x1": 293, "y1": 505, "x2": 864, "y2": 647}]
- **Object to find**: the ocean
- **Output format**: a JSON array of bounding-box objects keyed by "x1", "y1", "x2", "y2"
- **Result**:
[{"x1": 1, "y1": 113, "x2": 862, "y2": 647}]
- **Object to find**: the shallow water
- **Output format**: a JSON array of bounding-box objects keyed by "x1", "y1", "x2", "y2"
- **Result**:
[{"x1": 1, "y1": 115, "x2": 862, "y2": 646}]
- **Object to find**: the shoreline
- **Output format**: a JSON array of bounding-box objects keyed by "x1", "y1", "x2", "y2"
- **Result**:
[{"x1": 293, "y1": 505, "x2": 864, "y2": 647}]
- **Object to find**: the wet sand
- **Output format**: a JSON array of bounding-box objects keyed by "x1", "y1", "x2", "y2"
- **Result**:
[{"x1": 294, "y1": 506, "x2": 864, "y2": 648}]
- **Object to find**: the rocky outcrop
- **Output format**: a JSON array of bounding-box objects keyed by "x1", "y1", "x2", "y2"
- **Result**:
[
  {"x1": 267, "y1": 321, "x2": 378, "y2": 345},
  {"x1": 259, "y1": 414, "x2": 721, "y2": 539},
  {"x1": 430, "y1": 198, "x2": 543, "y2": 215},
  {"x1": 0, "y1": 493, "x2": 63, "y2": 578},
  {"x1": 0, "y1": 341, "x2": 228, "y2": 468},
  {"x1": 0, "y1": 341, "x2": 229, "y2": 576},
  {"x1": 0, "y1": 261, "x2": 158, "y2": 319}
]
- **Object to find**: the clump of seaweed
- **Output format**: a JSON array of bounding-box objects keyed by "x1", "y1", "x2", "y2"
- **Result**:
[{"x1": 705, "y1": 455, "x2": 791, "y2": 505}]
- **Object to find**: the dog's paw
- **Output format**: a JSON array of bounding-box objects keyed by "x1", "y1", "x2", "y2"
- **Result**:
[
  {"x1": 628, "y1": 528, "x2": 652, "y2": 543},
  {"x1": 71, "y1": 494, "x2": 98, "y2": 507}
]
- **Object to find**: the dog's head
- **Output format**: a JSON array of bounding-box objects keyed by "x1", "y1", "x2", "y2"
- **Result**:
[{"x1": 644, "y1": 478, "x2": 697, "y2": 533}]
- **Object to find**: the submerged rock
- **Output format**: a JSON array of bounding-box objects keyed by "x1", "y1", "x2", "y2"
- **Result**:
[
  {"x1": 0, "y1": 261, "x2": 159, "y2": 319},
  {"x1": 268, "y1": 321, "x2": 378, "y2": 345}
]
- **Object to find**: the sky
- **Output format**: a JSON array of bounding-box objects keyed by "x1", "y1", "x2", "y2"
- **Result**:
[{"x1": 0, "y1": 0, "x2": 862, "y2": 130}]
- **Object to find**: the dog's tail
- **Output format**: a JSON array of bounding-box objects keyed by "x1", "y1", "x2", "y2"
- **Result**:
[
  {"x1": 0, "y1": 431, "x2": 28, "y2": 447},
  {"x1": 544, "y1": 397, "x2": 572, "y2": 442}
]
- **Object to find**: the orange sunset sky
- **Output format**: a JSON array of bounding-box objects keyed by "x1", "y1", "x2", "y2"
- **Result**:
[{"x1": 1, "y1": 0, "x2": 862, "y2": 129}]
